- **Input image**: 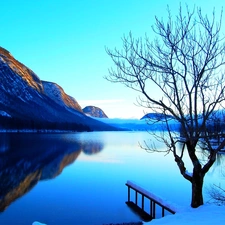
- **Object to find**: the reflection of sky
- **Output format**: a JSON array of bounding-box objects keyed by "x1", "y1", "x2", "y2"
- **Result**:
[
  {"x1": 68, "y1": 131, "x2": 193, "y2": 208},
  {"x1": 0, "y1": 131, "x2": 225, "y2": 225},
  {"x1": 78, "y1": 151, "x2": 123, "y2": 164}
]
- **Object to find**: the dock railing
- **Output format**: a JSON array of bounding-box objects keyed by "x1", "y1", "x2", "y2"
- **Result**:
[{"x1": 125, "y1": 181, "x2": 176, "y2": 221}]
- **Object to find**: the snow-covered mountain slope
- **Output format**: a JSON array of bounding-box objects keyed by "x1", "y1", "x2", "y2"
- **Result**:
[
  {"x1": 42, "y1": 81, "x2": 83, "y2": 113},
  {"x1": 0, "y1": 47, "x2": 116, "y2": 131},
  {"x1": 83, "y1": 105, "x2": 108, "y2": 118},
  {"x1": 141, "y1": 112, "x2": 175, "y2": 120},
  {"x1": 0, "y1": 47, "x2": 43, "y2": 92}
]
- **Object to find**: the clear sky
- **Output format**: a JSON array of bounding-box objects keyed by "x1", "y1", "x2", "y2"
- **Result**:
[{"x1": 1, "y1": 0, "x2": 224, "y2": 118}]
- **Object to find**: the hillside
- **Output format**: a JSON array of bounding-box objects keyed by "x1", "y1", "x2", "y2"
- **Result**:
[{"x1": 0, "y1": 47, "x2": 116, "y2": 131}]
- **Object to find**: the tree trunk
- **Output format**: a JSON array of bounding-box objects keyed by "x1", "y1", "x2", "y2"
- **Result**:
[{"x1": 191, "y1": 173, "x2": 204, "y2": 208}]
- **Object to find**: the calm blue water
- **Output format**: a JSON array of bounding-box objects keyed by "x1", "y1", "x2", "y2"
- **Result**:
[{"x1": 0, "y1": 131, "x2": 224, "y2": 225}]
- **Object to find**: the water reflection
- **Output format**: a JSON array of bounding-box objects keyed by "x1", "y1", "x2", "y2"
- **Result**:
[
  {"x1": 0, "y1": 133, "x2": 104, "y2": 212},
  {"x1": 82, "y1": 141, "x2": 104, "y2": 155},
  {"x1": 0, "y1": 131, "x2": 225, "y2": 225},
  {"x1": 176, "y1": 138, "x2": 225, "y2": 170},
  {"x1": 0, "y1": 133, "x2": 10, "y2": 153}
]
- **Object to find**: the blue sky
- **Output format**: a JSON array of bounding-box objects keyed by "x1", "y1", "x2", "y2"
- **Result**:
[{"x1": 1, "y1": 0, "x2": 224, "y2": 118}]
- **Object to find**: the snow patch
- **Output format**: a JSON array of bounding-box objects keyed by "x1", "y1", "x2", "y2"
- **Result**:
[
  {"x1": 32, "y1": 222, "x2": 47, "y2": 225},
  {"x1": 0, "y1": 110, "x2": 11, "y2": 117},
  {"x1": 185, "y1": 170, "x2": 193, "y2": 177}
]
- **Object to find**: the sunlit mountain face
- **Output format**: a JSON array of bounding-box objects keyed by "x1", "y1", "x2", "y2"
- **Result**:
[
  {"x1": 0, "y1": 47, "x2": 117, "y2": 131},
  {"x1": 0, "y1": 47, "x2": 44, "y2": 92},
  {"x1": 42, "y1": 81, "x2": 83, "y2": 113}
]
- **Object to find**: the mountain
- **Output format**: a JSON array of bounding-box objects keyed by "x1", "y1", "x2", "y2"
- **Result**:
[
  {"x1": 42, "y1": 81, "x2": 83, "y2": 113},
  {"x1": 140, "y1": 113, "x2": 175, "y2": 120},
  {"x1": 0, "y1": 47, "x2": 116, "y2": 131},
  {"x1": 83, "y1": 106, "x2": 108, "y2": 118}
]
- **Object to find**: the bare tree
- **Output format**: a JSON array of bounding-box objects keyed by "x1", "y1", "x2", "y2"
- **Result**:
[{"x1": 106, "y1": 5, "x2": 225, "y2": 208}]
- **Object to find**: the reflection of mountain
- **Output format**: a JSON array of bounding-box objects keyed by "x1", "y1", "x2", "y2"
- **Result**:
[
  {"x1": 0, "y1": 133, "x2": 104, "y2": 212},
  {"x1": 0, "y1": 133, "x2": 10, "y2": 152},
  {"x1": 82, "y1": 141, "x2": 104, "y2": 155},
  {"x1": 0, "y1": 170, "x2": 42, "y2": 212},
  {"x1": 41, "y1": 151, "x2": 81, "y2": 180}
]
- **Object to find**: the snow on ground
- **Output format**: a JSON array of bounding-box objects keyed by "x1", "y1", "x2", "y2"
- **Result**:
[
  {"x1": 127, "y1": 180, "x2": 225, "y2": 225},
  {"x1": 144, "y1": 204, "x2": 225, "y2": 225},
  {"x1": 32, "y1": 205, "x2": 225, "y2": 225}
]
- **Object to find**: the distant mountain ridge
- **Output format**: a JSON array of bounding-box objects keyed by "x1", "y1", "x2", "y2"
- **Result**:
[
  {"x1": 83, "y1": 106, "x2": 108, "y2": 118},
  {"x1": 0, "y1": 47, "x2": 116, "y2": 131},
  {"x1": 141, "y1": 113, "x2": 175, "y2": 120}
]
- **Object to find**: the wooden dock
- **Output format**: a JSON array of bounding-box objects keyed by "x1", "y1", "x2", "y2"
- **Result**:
[{"x1": 125, "y1": 181, "x2": 176, "y2": 222}]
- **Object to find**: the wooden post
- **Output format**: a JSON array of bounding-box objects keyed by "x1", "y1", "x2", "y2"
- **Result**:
[
  {"x1": 153, "y1": 202, "x2": 156, "y2": 219},
  {"x1": 135, "y1": 190, "x2": 138, "y2": 205},
  {"x1": 150, "y1": 199, "x2": 153, "y2": 216},
  {"x1": 142, "y1": 194, "x2": 144, "y2": 210},
  {"x1": 162, "y1": 207, "x2": 165, "y2": 217},
  {"x1": 128, "y1": 186, "x2": 130, "y2": 202}
]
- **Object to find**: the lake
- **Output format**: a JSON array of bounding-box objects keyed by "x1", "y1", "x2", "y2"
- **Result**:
[{"x1": 0, "y1": 131, "x2": 224, "y2": 225}]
